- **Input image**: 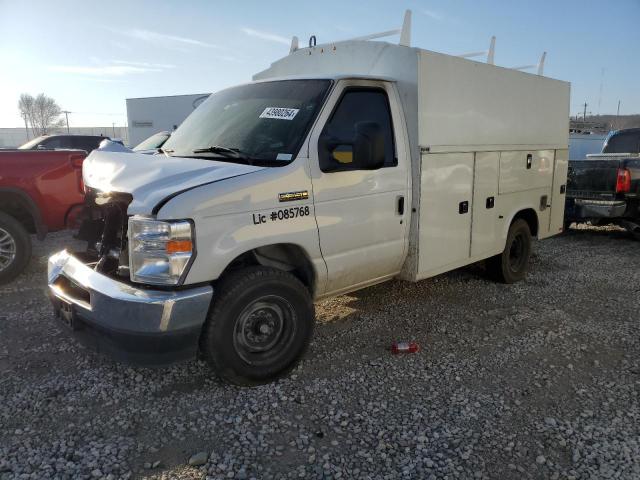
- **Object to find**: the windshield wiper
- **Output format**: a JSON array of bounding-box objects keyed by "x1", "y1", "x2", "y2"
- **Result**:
[
  {"x1": 193, "y1": 145, "x2": 243, "y2": 156},
  {"x1": 192, "y1": 145, "x2": 254, "y2": 165}
]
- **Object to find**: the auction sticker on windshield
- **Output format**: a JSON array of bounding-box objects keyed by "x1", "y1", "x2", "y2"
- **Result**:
[{"x1": 259, "y1": 107, "x2": 299, "y2": 120}]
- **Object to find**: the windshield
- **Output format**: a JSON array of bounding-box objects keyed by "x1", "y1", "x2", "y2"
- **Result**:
[
  {"x1": 18, "y1": 136, "x2": 47, "y2": 149},
  {"x1": 162, "y1": 79, "x2": 332, "y2": 164},
  {"x1": 133, "y1": 132, "x2": 170, "y2": 151}
]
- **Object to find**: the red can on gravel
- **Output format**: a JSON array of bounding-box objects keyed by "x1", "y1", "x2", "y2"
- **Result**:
[{"x1": 391, "y1": 341, "x2": 420, "y2": 354}]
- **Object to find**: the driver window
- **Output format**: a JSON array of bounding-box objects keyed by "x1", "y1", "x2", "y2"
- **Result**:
[{"x1": 320, "y1": 88, "x2": 396, "y2": 172}]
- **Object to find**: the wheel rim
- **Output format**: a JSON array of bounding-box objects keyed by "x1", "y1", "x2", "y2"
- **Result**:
[
  {"x1": 233, "y1": 295, "x2": 297, "y2": 366},
  {"x1": 508, "y1": 232, "x2": 526, "y2": 272},
  {"x1": 0, "y1": 227, "x2": 17, "y2": 272}
]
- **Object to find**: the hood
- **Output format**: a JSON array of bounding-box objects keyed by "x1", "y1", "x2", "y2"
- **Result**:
[{"x1": 83, "y1": 150, "x2": 265, "y2": 215}]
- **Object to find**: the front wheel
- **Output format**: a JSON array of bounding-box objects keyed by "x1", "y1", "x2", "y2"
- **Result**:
[
  {"x1": 200, "y1": 266, "x2": 314, "y2": 386},
  {"x1": 487, "y1": 218, "x2": 532, "y2": 284},
  {"x1": 0, "y1": 212, "x2": 32, "y2": 285}
]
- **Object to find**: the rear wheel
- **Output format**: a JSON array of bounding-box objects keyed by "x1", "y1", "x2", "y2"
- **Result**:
[
  {"x1": 200, "y1": 266, "x2": 314, "y2": 386},
  {"x1": 487, "y1": 218, "x2": 532, "y2": 284},
  {"x1": 0, "y1": 212, "x2": 32, "y2": 285}
]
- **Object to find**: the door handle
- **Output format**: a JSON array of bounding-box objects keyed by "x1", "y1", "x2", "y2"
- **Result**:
[
  {"x1": 459, "y1": 201, "x2": 469, "y2": 214},
  {"x1": 397, "y1": 196, "x2": 405, "y2": 215},
  {"x1": 540, "y1": 195, "x2": 549, "y2": 211},
  {"x1": 526, "y1": 153, "x2": 532, "y2": 169}
]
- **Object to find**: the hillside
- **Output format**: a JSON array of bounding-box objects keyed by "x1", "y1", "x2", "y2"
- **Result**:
[{"x1": 584, "y1": 114, "x2": 640, "y2": 130}]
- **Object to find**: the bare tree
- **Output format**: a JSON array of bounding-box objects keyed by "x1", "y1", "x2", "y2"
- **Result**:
[
  {"x1": 18, "y1": 93, "x2": 64, "y2": 136},
  {"x1": 18, "y1": 94, "x2": 36, "y2": 137}
]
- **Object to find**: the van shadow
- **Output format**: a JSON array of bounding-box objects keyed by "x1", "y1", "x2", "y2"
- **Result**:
[{"x1": 313, "y1": 262, "x2": 487, "y2": 328}]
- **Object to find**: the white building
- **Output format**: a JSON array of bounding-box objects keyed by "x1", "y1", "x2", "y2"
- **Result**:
[{"x1": 126, "y1": 93, "x2": 210, "y2": 147}]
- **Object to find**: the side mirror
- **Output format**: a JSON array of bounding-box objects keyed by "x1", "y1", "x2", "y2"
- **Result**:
[{"x1": 319, "y1": 121, "x2": 385, "y2": 172}]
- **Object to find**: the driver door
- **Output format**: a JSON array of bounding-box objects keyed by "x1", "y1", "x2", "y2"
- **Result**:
[{"x1": 308, "y1": 81, "x2": 410, "y2": 296}]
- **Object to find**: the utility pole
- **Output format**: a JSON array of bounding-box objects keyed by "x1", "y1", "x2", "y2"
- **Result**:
[
  {"x1": 22, "y1": 114, "x2": 30, "y2": 140},
  {"x1": 112, "y1": 123, "x2": 116, "y2": 137},
  {"x1": 62, "y1": 111, "x2": 71, "y2": 134},
  {"x1": 583, "y1": 102, "x2": 588, "y2": 122},
  {"x1": 617, "y1": 100, "x2": 621, "y2": 116},
  {"x1": 597, "y1": 68, "x2": 604, "y2": 115}
]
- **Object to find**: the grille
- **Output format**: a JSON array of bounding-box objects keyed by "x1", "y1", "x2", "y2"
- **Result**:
[{"x1": 77, "y1": 187, "x2": 133, "y2": 277}]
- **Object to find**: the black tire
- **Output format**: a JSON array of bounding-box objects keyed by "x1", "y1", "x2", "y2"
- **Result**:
[
  {"x1": 0, "y1": 212, "x2": 32, "y2": 285},
  {"x1": 487, "y1": 218, "x2": 532, "y2": 284},
  {"x1": 200, "y1": 266, "x2": 314, "y2": 386}
]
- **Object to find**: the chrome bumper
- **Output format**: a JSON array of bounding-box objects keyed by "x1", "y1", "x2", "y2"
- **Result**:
[
  {"x1": 47, "y1": 250, "x2": 213, "y2": 364},
  {"x1": 572, "y1": 199, "x2": 627, "y2": 219}
]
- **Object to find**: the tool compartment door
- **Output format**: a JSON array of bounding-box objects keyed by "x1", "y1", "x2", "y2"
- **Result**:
[
  {"x1": 498, "y1": 150, "x2": 555, "y2": 194},
  {"x1": 471, "y1": 152, "x2": 500, "y2": 257},
  {"x1": 418, "y1": 152, "x2": 474, "y2": 276},
  {"x1": 549, "y1": 148, "x2": 568, "y2": 234}
]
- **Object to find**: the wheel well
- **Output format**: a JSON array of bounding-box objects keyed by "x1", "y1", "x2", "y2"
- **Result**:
[
  {"x1": 0, "y1": 192, "x2": 36, "y2": 235},
  {"x1": 218, "y1": 244, "x2": 316, "y2": 295},
  {"x1": 513, "y1": 208, "x2": 538, "y2": 237}
]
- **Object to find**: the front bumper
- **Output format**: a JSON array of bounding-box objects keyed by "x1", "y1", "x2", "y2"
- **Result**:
[{"x1": 47, "y1": 250, "x2": 213, "y2": 365}]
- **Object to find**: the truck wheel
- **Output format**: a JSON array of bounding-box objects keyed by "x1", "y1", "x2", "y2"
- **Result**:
[
  {"x1": 200, "y1": 266, "x2": 314, "y2": 386},
  {"x1": 487, "y1": 218, "x2": 532, "y2": 284},
  {"x1": 0, "y1": 212, "x2": 32, "y2": 285}
]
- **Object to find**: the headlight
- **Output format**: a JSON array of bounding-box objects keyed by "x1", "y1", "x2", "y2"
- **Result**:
[{"x1": 128, "y1": 216, "x2": 194, "y2": 285}]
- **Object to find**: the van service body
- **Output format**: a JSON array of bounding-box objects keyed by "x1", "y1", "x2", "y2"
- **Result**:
[{"x1": 48, "y1": 12, "x2": 570, "y2": 385}]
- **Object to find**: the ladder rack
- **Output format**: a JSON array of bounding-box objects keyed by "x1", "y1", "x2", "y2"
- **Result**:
[{"x1": 288, "y1": 10, "x2": 548, "y2": 76}]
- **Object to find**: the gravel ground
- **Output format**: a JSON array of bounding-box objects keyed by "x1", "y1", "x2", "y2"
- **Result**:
[{"x1": 1, "y1": 225, "x2": 639, "y2": 480}]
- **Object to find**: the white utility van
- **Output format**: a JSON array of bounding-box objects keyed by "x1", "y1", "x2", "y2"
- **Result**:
[{"x1": 48, "y1": 12, "x2": 570, "y2": 385}]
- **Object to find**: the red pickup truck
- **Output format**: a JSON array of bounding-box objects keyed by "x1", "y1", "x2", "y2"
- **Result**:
[{"x1": 0, "y1": 150, "x2": 87, "y2": 283}]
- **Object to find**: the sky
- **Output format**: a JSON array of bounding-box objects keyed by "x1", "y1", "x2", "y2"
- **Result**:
[{"x1": 1, "y1": 0, "x2": 639, "y2": 128}]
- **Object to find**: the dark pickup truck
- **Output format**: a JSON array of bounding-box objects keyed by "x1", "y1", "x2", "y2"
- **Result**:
[{"x1": 565, "y1": 128, "x2": 640, "y2": 238}]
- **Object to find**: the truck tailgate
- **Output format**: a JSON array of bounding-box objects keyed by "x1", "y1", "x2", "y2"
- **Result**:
[{"x1": 567, "y1": 159, "x2": 622, "y2": 200}]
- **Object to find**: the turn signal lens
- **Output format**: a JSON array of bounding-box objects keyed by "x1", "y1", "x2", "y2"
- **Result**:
[{"x1": 166, "y1": 239, "x2": 193, "y2": 254}]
